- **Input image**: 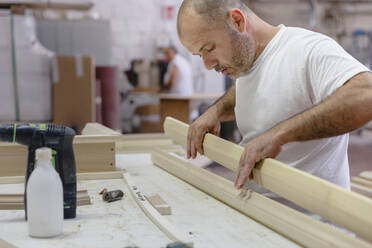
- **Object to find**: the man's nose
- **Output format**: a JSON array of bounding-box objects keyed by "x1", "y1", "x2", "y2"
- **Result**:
[{"x1": 202, "y1": 54, "x2": 218, "y2": 70}]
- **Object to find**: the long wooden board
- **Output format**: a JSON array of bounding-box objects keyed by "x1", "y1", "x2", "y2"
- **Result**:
[
  {"x1": 351, "y1": 176, "x2": 372, "y2": 189},
  {"x1": 0, "y1": 171, "x2": 123, "y2": 185},
  {"x1": 360, "y1": 171, "x2": 372, "y2": 182},
  {"x1": 151, "y1": 150, "x2": 371, "y2": 248},
  {"x1": 0, "y1": 190, "x2": 91, "y2": 210},
  {"x1": 0, "y1": 141, "x2": 116, "y2": 177},
  {"x1": 122, "y1": 172, "x2": 193, "y2": 247},
  {"x1": 351, "y1": 183, "x2": 372, "y2": 198},
  {"x1": 163, "y1": 117, "x2": 372, "y2": 242}
]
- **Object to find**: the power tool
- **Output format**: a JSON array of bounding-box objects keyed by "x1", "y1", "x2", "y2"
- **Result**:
[{"x1": 0, "y1": 123, "x2": 77, "y2": 219}]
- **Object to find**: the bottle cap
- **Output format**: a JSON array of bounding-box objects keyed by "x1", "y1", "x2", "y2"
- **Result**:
[{"x1": 35, "y1": 147, "x2": 52, "y2": 161}]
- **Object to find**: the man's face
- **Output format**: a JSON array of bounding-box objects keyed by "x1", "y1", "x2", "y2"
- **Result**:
[
  {"x1": 179, "y1": 12, "x2": 256, "y2": 79},
  {"x1": 164, "y1": 48, "x2": 174, "y2": 62}
]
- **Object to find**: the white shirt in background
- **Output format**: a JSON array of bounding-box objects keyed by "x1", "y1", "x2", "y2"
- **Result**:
[
  {"x1": 235, "y1": 25, "x2": 369, "y2": 195},
  {"x1": 165, "y1": 54, "x2": 194, "y2": 95}
]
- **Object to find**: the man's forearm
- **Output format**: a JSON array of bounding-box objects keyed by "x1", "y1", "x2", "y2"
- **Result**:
[
  {"x1": 273, "y1": 72, "x2": 372, "y2": 144},
  {"x1": 209, "y1": 85, "x2": 236, "y2": 122}
]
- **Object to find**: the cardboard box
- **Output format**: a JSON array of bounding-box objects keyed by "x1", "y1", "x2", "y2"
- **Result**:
[{"x1": 52, "y1": 56, "x2": 96, "y2": 134}]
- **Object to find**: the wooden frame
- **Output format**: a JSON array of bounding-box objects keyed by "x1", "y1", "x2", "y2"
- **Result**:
[
  {"x1": 0, "y1": 141, "x2": 116, "y2": 177},
  {"x1": 79, "y1": 123, "x2": 181, "y2": 154},
  {"x1": 122, "y1": 172, "x2": 193, "y2": 247},
  {"x1": 0, "y1": 171, "x2": 124, "y2": 185},
  {"x1": 0, "y1": 190, "x2": 91, "y2": 210},
  {"x1": 163, "y1": 117, "x2": 372, "y2": 242},
  {"x1": 151, "y1": 149, "x2": 371, "y2": 248}
]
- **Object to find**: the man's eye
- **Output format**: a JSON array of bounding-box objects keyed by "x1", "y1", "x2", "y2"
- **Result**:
[{"x1": 207, "y1": 46, "x2": 215, "y2": 52}]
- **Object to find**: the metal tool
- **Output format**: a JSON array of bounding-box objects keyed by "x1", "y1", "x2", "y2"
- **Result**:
[
  {"x1": 100, "y1": 188, "x2": 124, "y2": 202},
  {"x1": 0, "y1": 123, "x2": 77, "y2": 219}
]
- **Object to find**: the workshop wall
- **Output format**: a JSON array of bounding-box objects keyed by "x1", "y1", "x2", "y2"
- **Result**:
[{"x1": 90, "y1": 0, "x2": 372, "y2": 93}]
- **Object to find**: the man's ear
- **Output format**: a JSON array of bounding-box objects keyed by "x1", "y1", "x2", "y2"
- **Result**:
[{"x1": 228, "y1": 8, "x2": 246, "y2": 33}]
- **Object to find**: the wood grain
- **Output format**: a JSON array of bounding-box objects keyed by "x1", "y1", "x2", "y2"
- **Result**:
[
  {"x1": 163, "y1": 117, "x2": 372, "y2": 243},
  {"x1": 123, "y1": 172, "x2": 193, "y2": 247},
  {"x1": 151, "y1": 149, "x2": 372, "y2": 248}
]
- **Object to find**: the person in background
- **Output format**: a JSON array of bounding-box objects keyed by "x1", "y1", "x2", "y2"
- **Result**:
[{"x1": 162, "y1": 46, "x2": 194, "y2": 95}]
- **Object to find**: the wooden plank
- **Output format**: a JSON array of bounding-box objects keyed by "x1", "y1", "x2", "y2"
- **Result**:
[
  {"x1": 151, "y1": 150, "x2": 372, "y2": 248},
  {"x1": 163, "y1": 117, "x2": 372, "y2": 243},
  {"x1": 0, "y1": 171, "x2": 123, "y2": 185},
  {"x1": 0, "y1": 141, "x2": 116, "y2": 177},
  {"x1": 76, "y1": 133, "x2": 178, "y2": 154},
  {"x1": 73, "y1": 142, "x2": 115, "y2": 173},
  {"x1": 122, "y1": 172, "x2": 193, "y2": 247},
  {"x1": 146, "y1": 194, "x2": 172, "y2": 215},
  {"x1": 81, "y1": 123, "x2": 121, "y2": 136},
  {"x1": 351, "y1": 183, "x2": 372, "y2": 198},
  {"x1": 76, "y1": 171, "x2": 123, "y2": 181},
  {"x1": 360, "y1": 171, "x2": 372, "y2": 182},
  {"x1": 0, "y1": 238, "x2": 17, "y2": 248},
  {"x1": 0, "y1": 190, "x2": 91, "y2": 210},
  {"x1": 351, "y1": 176, "x2": 372, "y2": 189}
]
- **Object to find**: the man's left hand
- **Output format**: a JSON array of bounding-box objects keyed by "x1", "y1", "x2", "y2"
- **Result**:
[{"x1": 234, "y1": 130, "x2": 283, "y2": 189}]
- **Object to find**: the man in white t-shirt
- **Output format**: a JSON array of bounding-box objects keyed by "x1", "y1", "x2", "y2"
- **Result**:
[
  {"x1": 163, "y1": 46, "x2": 194, "y2": 95},
  {"x1": 177, "y1": 0, "x2": 372, "y2": 193}
]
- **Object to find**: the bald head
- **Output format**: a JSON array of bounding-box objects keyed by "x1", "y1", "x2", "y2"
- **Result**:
[{"x1": 177, "y1": 0, "x2": 252, "y2": 38}]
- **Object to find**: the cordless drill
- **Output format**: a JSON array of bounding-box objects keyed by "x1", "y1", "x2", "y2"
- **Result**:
[{"x1": 0, "y1": 123, "x2": 77, "y2": 219}]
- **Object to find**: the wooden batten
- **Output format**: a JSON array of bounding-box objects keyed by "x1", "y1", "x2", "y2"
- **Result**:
[
  {"x1": 351, "y1": 176, "x2": 372, "y2": 189},
  {"x1": 360, "y1": 171, "x2": 372, "y2": 182},
  {"x1": 0, "y1": 190, "x2": 91, "y2": 210},
  {"x1": 151, "y1": 150, "x2": 372, "y2": 248},
  {"x1": 122, "y1": 172, "x2": 193, "y2": 247},
  {"x1": 81, "y1": 123, "x2": 122, "y2": 136},
  {"x1": 0, "y1": 141, "x2": 116, "y2": 177},
  {"x1": 163, "y1": 117, "x2": 372, "y2": 243}
]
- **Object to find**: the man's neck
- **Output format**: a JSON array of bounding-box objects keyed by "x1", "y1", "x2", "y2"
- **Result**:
[{"x1": 253, "y1": 21, "x2": 281, "y2": 61}]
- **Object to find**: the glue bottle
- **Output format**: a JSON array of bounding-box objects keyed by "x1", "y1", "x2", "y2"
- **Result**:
[{"x1": 27, "y1": 147, "x2": 63, "y2": 238}]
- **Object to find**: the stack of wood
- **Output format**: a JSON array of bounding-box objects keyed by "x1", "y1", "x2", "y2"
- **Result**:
[{"x1": 351, "y1": 171, "x2": 372, "y2": 198}]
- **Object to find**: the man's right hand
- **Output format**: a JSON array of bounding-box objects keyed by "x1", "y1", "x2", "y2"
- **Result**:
[{"x1": 187, "y1": 107, "x2": 221, "y2": 159}]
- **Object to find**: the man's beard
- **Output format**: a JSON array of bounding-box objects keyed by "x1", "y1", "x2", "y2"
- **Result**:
[{"x1": 227, "y1": 27, "x2": 256, "y2": 78}]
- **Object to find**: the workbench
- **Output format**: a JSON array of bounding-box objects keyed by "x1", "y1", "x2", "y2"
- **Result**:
[
  {"x1": 159, "y1": 93, "x2": 222, "y2": 125},
  {"x1": 0, "y1": 153, "x2": 300, "y2": 248}
]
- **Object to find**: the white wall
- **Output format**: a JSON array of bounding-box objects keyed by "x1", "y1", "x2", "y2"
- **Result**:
[
  {"x1": 91, "y1": 0, "x2": 225, "y2": 93},
  {"x1": 90, "y1": 1, "x2": 372, "y2": 93}
]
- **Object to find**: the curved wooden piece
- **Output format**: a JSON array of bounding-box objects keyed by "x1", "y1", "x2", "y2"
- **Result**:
[
  {"x1": 163, "y1": 117, "x2": 372, "y2": 243},
  {"x1": 122, "y1": 172, "x2": 193, "y2": 247}
]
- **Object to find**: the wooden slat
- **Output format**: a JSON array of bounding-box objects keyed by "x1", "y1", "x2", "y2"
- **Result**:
[
  {"x1": 81, "y1": 123, "x2": 121, "y2": 136},
  {"x1": 151, "y1": 150, "x2": 371, "y2": 248},
  {"x1": 0, "y1": 141, "x2": 116, "y2": 177},
  {"x1": 360, "y1": 171, "x2": 372, "y2": 182},
  {"x1": 0, "y1": 238, "x2": 17, "y2": 248},
  {"x1": 163, "y1": 117, "x2": 372, "y2": 242},
  {"x1": 0, "y1": 190, "x2": 91, "y2": 210},
  {"x1": 0, "y1": 171, "x2": 123, "y2": 185},
  {"x1": 351, "y1": 176, "x2": 372, "y2": 189},
  {"x1": 351, "y1": 183, "x2": 372, "y2": 198},
  {"x1": 122, "y1": 172, "x2": 193, "y2": 247}
]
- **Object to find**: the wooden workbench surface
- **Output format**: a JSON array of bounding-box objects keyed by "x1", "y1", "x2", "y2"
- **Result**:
[{"x1": 0, "y1": 154, "x2": 300, "y2": 248}]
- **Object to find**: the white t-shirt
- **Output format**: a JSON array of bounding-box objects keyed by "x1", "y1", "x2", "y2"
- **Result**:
[
  {"x1": 165, "y1": 54, "x2": 194, "y2": 95},
  {"x1": 235, "y1": 25, "x2": 369, "y2": 192}
]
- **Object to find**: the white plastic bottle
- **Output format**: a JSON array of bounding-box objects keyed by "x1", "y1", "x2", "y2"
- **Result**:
[{"x1": 26, "y1": 147, "x2": 63, "y2": 238}]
